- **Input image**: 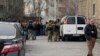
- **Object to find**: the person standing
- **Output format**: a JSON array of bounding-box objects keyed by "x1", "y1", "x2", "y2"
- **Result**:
[
  {"x1": 53, "y1": 19, "x2": 60, "y2": 42},
  {"x1": 46, "y1": 20, "x2": 53, "y2": 42},
  {"x1": 85, "y1": 19, "x2": 97, "y2": 56},
  {"x1": 36, "y1": 22, "x2": 41, "y2": 36},
  {"x1": 55, "y1": 19, "x2": 60, "y2": 42},
  {"x1": 21, "y1": 22, "x2": 28, "y2": 40},
  {"x1": 27, "y1": 20, "x2": 34, "y2": 40},
  {"x1": 45, "y1": 22, "x2": 48, "y2": 36},
  {"x1": 32, "y1": 21, "x2": 37, "y2": 40}
]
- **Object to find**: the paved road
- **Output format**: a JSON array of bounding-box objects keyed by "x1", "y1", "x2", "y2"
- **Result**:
[{"x1": 26, "y1": 36, "x2": 100, "y2": 56}]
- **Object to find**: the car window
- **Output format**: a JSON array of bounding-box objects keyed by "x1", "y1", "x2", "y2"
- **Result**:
[
  {"x1": 0, "y1": 24, "x2": 16, "y2": 36},
  {"x1": 67, "y1": 17, "x2": 75, "y2": 24},
  {"x1": 77, "y1": 17, "x2": 85, "y2": 24},
  {"x1": 14, "y1": 24, "x2": 22, "y2": 37}
]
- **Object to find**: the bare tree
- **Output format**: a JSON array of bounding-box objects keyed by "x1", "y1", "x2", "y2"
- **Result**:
[
  {"x1": 0, "y1": 0, "x2": 24, "y2": 19},
  {"x1": 58, "y1": 0, "x2": 77, "y2": 18},
  {"x1": 25, "y1": 0, "x2": 46, "y2": 18},
  {"x1": 8, "y1": 0, "x2": 24, "y2": 18}
]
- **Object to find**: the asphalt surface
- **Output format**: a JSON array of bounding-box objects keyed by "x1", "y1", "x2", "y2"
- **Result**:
[{"x1": 26, "y1": 36, "x2": 100, "y2": 56}]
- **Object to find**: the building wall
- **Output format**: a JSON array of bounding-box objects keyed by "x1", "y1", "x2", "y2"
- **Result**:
[
  {"x1": 78, "y1": 0, "x2": 100, "y2": 19},
  {"x1": 78, "y1": 0, "x2": 100, "y2": 29}
]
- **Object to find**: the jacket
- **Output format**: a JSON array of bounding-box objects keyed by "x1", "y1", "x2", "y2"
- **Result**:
[{"x1": 85, "y1": 24, "x2": 97, "y2": 39}]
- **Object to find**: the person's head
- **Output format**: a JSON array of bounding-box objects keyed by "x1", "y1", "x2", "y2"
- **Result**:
[
  {"x1": 29, "y1": 20, "x2": 32, "y2": 23},
  {"x1": 56, "y1": 19, "x2": 60, "y2": 22},
  {"x1": 49, "y1": 20, "x2": 53, "y2": 23},
  {"x1": 89, "y1": 19, "x2": 95, "y2": 25},
  {"x1": 46, "y1": 22, "x2": 48, "y2": 24}
]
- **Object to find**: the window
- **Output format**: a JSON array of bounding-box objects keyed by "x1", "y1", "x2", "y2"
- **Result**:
[
  {"x1": 0, "y1": 25, "x2": 16, "y2": 36},
  {"x1": 77, "y1": 17, "x2": 85, "y2": 24},
  {"x1": 67, "y1": 17, "x2": 75, "y2": 24},
  {"x1": 93, "y1": 4, "x2": 95, "y2": 15},
  {"x1": 14, "y1": 24, "x2": 22, "y2": 37},
  {"x1": 0, "y1": 5, "x2": 4, "y2": 10}
]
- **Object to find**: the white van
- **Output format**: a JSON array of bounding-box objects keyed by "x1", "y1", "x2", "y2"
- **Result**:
[{"x1": 60, "y1": 16, "x2": 86, "y2": 41}]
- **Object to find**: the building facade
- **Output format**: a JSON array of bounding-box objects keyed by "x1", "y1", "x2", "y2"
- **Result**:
[{"x1": 78, "y1": 0, "x2": 100, "y2": 29}]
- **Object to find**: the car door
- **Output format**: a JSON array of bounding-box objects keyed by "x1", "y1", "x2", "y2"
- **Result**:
[
  {"x1": 63, "y1": 16, "x2": 76, "y2": 34},
  {"x1": 77, "y1": 16, "x2": 86, "y2": 34}
]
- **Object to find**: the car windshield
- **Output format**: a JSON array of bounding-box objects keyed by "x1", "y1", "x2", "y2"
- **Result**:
[
  {"x1": 77, "y1": 17, "x2": 85, "y2": 24},
  {"x1": 67, "y1": 17, "x2": 75, "y2": 24},
  {"x1": 0, "y1": 24, "x2": 16, "y2": 36}
]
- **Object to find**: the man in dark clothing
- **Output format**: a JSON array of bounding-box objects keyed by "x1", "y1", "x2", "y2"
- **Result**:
[
  {"x1": 85, "y1": 19, "x2": 97, "y2": 56},
  {"x1": 27, "y1": 20, "x2": 33, "y2": 30},
  {"x1": 85, "y1": 24, "x2": 97, "y2": 40},
  {"x1": 27, "y1": 20, "x2": 36, "y2": 40},
  {"x1": 21, "y1": 23, "x2": 28, "y2": 40},
  {"x1": 40, "y1": 23, "x2": 44, "y2": 35},
  {"x1": 36, "y1": 22, "x2": 41, "y2": 36},
  {"x1": 32, "y1": 21, "x2": 37, "y2": 40}
]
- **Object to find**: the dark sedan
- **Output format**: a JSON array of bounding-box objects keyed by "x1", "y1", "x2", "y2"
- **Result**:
[{"x1": 0, "y1": 22, "x2": 26, "y2": 56}]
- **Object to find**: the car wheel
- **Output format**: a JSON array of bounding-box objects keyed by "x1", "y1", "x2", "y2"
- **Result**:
[
  {"x1": 18, "y1": 47, "x2": 25, "y2": 56},
  {"x1": 62, "y1": 35, "x2": 65, "y2": 41},
  {"x1": 22, "y1": 47, "x2": 25, "y2": 56},
  {"x1": 32, "y1": 36, "x2": 36, "y2": 40},
  {"x1": 82, "y1": 36, "x2": 86, "y2": 41},
  {"x1": 79, "y1": 35, "x2": 86, "y2": 41}
]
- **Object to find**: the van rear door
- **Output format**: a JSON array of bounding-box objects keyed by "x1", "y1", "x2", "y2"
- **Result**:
[
  {"x1": 77, "y1": 16, "x2": 86, "y2": 34},
  {"x1": 63, "y1": 17, "x2": 77, "y2": 34}
]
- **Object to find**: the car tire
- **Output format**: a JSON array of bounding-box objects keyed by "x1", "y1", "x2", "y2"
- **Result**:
[
  {"x1": 82, "y1": 35, "x2": 86, "y2": 41},
  {"x1": 18, "y1": 47, "x2": 25, "y2": 56},
  {"x1": 79, "y1": 35, "x2": 86, "y2": 41},
  {"x1": 62, "y1": 35, "x2": 70, "y2": 41},
  {"x1": 32, "y1": 36, "x2": 36, "y2": 40},
  {"x1": 62, "y1": 35, "x2": 65, "y2": 41}
]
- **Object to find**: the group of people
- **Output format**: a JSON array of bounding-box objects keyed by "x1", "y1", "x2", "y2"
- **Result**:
[
  {"x1": 45, "y1": 19, "x2": 61, "y2": 42},
  {"x1": 20, "y1": 19, "x2": 98, "y2": 56},
  {"x1": 21, "y1": 20, "x2": 44, "y2": 40},
  {"x1": 45, "y1": 19, "x2": 98, "y2": 56}
]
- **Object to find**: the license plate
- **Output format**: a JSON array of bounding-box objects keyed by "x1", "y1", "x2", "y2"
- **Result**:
[{"x1": 73, "y1": 34, "x2": 80, "y2": 36}]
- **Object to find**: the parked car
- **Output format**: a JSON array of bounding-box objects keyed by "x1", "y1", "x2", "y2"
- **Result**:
[
  {"x1": 60, "y1": 16, "x2": 86, "y2": 41},
  {"x1": 0, "y1": 22, "x2": 26, "y2": 56}
]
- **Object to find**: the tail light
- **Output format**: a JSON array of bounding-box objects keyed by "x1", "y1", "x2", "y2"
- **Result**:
[
  {"x1": 64, "y1": 19, "x2": 67, "y2": 24},
  {"x1": 0, "y1": 43, "x2": 20, "y2": 54}
]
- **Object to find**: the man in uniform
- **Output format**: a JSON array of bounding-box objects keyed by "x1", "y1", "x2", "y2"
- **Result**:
[
  {"x1": 53, "y1": 19, "x2": 60, "y2": 42},
  {"x1": 46, "y1": 20, "x2": 53, "y2": 42}
]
